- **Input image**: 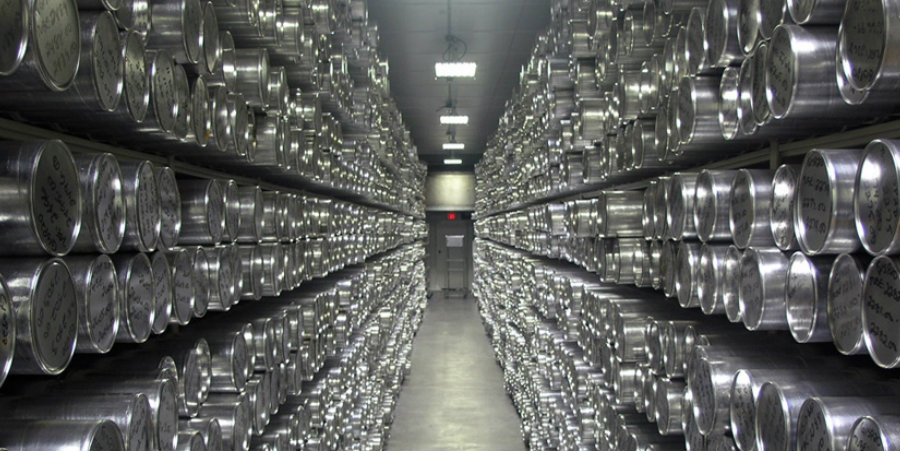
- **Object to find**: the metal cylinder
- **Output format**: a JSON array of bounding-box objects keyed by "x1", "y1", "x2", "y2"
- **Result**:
[
  {"x1": 142, "y1": 50, "x2": 179, "y2": 136},
  {"x1": 177, "y1": 430, "x2": 206, "y2": 451},
  {"x1": 0, "y1": 394, "x2": 152, "y2": 451},
  {"x1": 204, "y1": 327, "x2": 250, "y2": 393},
  {"x1": 699, "y1": 244, "x2": 731, "y2": 315},
  {"x1": 197, "y1": 393, "x2": 251, "y2": 451},
  {"x1": 156, "y1": 167, "x2": 182, "y2": 251},
  {"x1": 730, "y1": 169, "x2": 774, "y2": 249},
  {"x1": 165, "y1": 249, "x2": 194, "y2": 326},
  {"x1": 0, "y1": 0, "x2": 28, "y2": 77},
  {"x1": 112, "y1": 252, "x2": 155, "y2": 344},
  {"x1": 795, "y1": 148, "x2": 864, "y2": 254},
  {"x1": 207, "y1": 245, "x2": 238, "y2": 311},
  {"x1": 221, "y1": 180, "x2": 241, "y2": 243},
  {"x1": 0, "y1": 419, "x2": 124, "y2": 451},
  {"x1": 118, "y1": 31, "x2": 151, "y2": 125},
  {"x1": 706, "y1": 0, "x2": 744, "y2": 66},
  {"x1": 848, "y1": 416, "x2": 900, "y2": 451},
  {"x1": 855, "y1": 139, "x2": 900, "y2": 256},
  {"x1": 150, "y1": 251, "x2": 172, "y2": 334},
  {"x1": 185, "y1": 246, "x2": 210, "y2": 319},
  {"x1": 237, "y1": 186, "x2": 264, "y2": 243},
  {"x1": 718, "y1": 65, "x2": 743, "y2": 140},
  {"x1": 119, "y1": 160, "x2": 161, "y2": 253},
  {"x1": 862, "y1": 255, "x2": 900, "y2": 367},
  {"x1": 239, "y1": 246, "x2": 263, "y2": 301},
  {"x1": 598, "y1": 191, "x2": 644, "y2": 237},
  {"x1": 178, "y1": 179, "x2": 226, "y2": 245},
  {"x1": 233, "y1": 48, "x2": 269, "y2": 108},
  {"x1": 146, "y1": 0, "x2": 202, "y2": 64},
  {"x1": 785, "y1": 252, "x2": 834, "y2": 343},
  {"x1": 72, "y1": 153, "x2": 126, "y2": 255},
  {"x1": 667, "y1": 173, "x2": 700, "y2": 240},
  {"x1": 0, "y1": 140, "x2": 82, "y2": 256},
  {"x1": 770, "y1": 164, "x2": 800, "y2": 251},
  {"x1": 827, "y1": 253, "x2": 870, "y2": 355},
  {"x1": 0, "y1": 0, "x2": 80, "y2": 92},
  {"x1": 695, "y1": 169, "x2": 739, "y2": 242},
  {"x1": 836, "y1": 0, "x2": 900, "y2": 102},
  {"x1": 65, "y1": 254, "x2": 119, "y2": 354},
  {"x1": 200, "y1": 2, "x2": 220, "y2": 75},
  {"x1": 739, "y1": 247, "x2": 788, "y2": 330},
  {"x1": 796, "y1": 397, "x2": 900, "y2": 451},
  {"x1": 676, "y1": 240, "x2": 703, "y2": 307},
  {"x1": 115, "y1": 0, "x2": 151, "y2": 35},
  {"x1": 0, "y1": 258, "x2": 76, "y2": 375}
]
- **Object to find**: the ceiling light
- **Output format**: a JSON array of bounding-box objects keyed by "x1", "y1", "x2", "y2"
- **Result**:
[
  {"x1": 444, "y1": 158, "x2": 463, "y2": 165},
  {"x1": 435, "y1": 62, "x2": 477, "y2": 78},
  {"x1": 443, "y1": 143, "x2": 465, "y2": 150},
  {"x1": 440, "y1": 115, "x2": 469, "y2": 125}
]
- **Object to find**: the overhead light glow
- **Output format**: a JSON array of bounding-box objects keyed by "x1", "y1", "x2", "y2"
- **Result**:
[
  {"x1": 442, "y1": 143, "x2": 465, "y2": 150},
  {"x1": 440, "y1": 115, "x2": 469, "y2": 125},
  {"x1": 444, "y1": 158, "x2": 463, "y2": 165},
  {"x1": 435, "y1": 62, "x2": 477, "y2": 78}
]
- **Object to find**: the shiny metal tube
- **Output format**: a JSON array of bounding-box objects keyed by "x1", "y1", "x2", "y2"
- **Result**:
[
  {"x1": 0, "y1": 258, "x2": 76, "y2": 375},
  {"x1": 156, "y1": 167, "x2": 182, "y2": 251},
  {"x1": 695, "y1": 170, "x2": 739, "y2": 242},
  {"x1": 667, "y1": 173, "x2": 700, "y2": 240},
  {"x1": 785, "y1": 252, "x2": 834, "y2": 343},
  {"x1": 0, "y1": 0, "x2": 80, "y2": 92},
  {"x1": 676, "y1": 241, "x2": 702, "y2": 307},
  {"x1": 644, "y1": 182, "x2": 657, "y2": 238},
  {"x1": 685, "y1": 7, "x2": 710, "y2": 75},
  {"x1": 755, "y1": 379, "x2": 896, "y2": 451},
  {"x1": 827, "y1": 253, "x2": 869, "y2": 355},
  {"x1": 862, "y1": 255, "x2": 900, "y2": 367},
  {"x1": 656, "y1": 378, "x2": 687, "y2": 434},
  {"x1": 751, "y1": 41, "x2": 774, "y2": 127},
  {"x1": 233, "y1": 48, "x2": 270, "y2": 108},
  {"x1": 766, "y1": 25, "x2": 862, "y2": 122},
  {"x1": 258, "y1": 243, "x2": 283, "y2": 296},
  {"x1": 0, "y1": 394, "x2": 151, "y2": 451},
  {"x1": 722, "y1": 245, "x2": 743, "y2": 323},
  {"x1": 769, "y1": 164, "x2": 799, "y2": 251},
  {"x1": 237, "y1": 186, "x2": 264, "y2": 244},
  {"x1": 661, "y1": 239, "x2": 680, "y2": 297},
  {"x1": 759, "y1": 0, "x2": 793, "y2": 39},
  {"x1": 185, "y1": 246, "x2": 210, "y2": 318},
  {"x1": 706, "y1": 0, "x2": 744, "y2": 66},
  {"x1": 111, "y1": 252, "x2": 154, "y2": 343},
  {"x1": 146, "y1": 0, "x2": 202, "y2": 64},
  {"x1": 72, "y1": 153, "x2": 125, "y2": 255},
  {"x1": 178, "y1": 179, "x2": 226, "y2": 245},
  {"x1": 836, "y1": 0, "x2": 900, "y2": 103},
  {"x1": 177, "y1": 430, "x2": 206, "y2": 451},
  {"x1": 677, "y1": 75, "x2": 728, "y2": 156},
  {"x1": 739, "y1": 247, "x2": 788, "y2": 330},
  {"x1": 239, "y1": 246, "x2": 264, "y2": 301},
  {"x1": 221, "y1": 179, "x2": 241, "y2": 243},
  {"x1": 639, "y1": 57, "x2": 663, "y2": 115},
  {"x1": 0, "y1": 419, "x2": 124, "y2": 451},
  {"x1": 117, "y1": 31, "x2": 151, "y2": 125},
  {"x1": 730, "y1": 169, "x2": 774, "y2": 249},
  {"x1": 796, "y1": 397, "x2": 900, "y2": 451},
  {"x1": 65, "y1": 254, "x2": 119, "y2": 354},
  {"x1": 848, "y1": 416, "x2": 900, "y2": 451},
  {"x1": 171, "y1": 63, "x2": 191, "y2": 141},
  {"x1": 186, "y1": 76, "x2": 210, "y2": 148},
  {"x1": 154, "y1": 337, "x2": 212, "y2": 416},
  {"x1": 196, "y1": 393, "x2": 251, "y2": 451},
  {"x1": 718, "y1": 65, "x2": 743, "y2": 140},
  {"x1": 855, "y1": 139, "x2": 900, "y2": 255},
  {"x1": 140, "y1": 50, "x2": 179, "y2": 136},
  {"x1": 0, "y1": 0, "x2": 28, "y2": 77},
  {"x1": 737, "y1": 55, "x2": 759, "y2": 137},
  {"x1": 119, "y1": 160, "x2": 161, "y2": 253},
  {"x1": 165, "y1": 249, "x2": 194, "y2": 326},
  {"x1": 180, "y1": 418, "x2": 223, "y2": 451},
  {"x1": 150, "y1": 252, "x2": 173, "y2": 334},
  {"x1": 207, "y1": 245, "x2": 238, "y2": 311},
  {"x1": 115, "y1": 0, "x2": 151, "y2": 35},
  {"x1": 654, "y1": 177, "x2": 672, "y2": 240},
  {"x1": 203, "y1": 328, "x2": 250, "y2": 393},
  {"x1": 795, "y1": 148, "x2": 864, "y2": 254},
  {"x1": 787, "y1": 0, "x2": 843, "y2": 23},
  {"x1": 598, "y1": 191, "x2": 644, "y2": 237},
  {"x1": 259, "y1": 191, "x2": 284, "y2": 242},
  {"x1": 699, "y1": 244, "x2": 731, "y2": 315},
  {"x1": 0, "y1": 140, "x2": 82, "y2": 256}
]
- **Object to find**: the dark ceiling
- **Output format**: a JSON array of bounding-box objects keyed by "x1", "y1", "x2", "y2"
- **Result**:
[{"x1": 367, "y1": 0, "x2": 551, "y2": 171}]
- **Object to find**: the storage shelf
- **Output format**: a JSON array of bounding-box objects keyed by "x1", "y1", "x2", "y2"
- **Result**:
[
  {"x1": 476, "y1": 118, "x2": 900, "y2": 218},
  {"x1": 0, "y1": 117, "x2": 423, "y2": 218}
]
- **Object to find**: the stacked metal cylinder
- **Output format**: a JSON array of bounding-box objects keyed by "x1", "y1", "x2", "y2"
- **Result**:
[
  {"x1": 474, "y1": 0, "x2": 900, "y2": 216},
  {"x1": 474, "y1": 0, "x2": 900, "y2": 448},
  {"x1": 0, "y1": 0, "x2": 429, "y2": 450}
]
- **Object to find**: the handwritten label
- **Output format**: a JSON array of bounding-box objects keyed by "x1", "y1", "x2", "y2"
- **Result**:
[
  {"x1": 699, "y1": 251, "x2": 717, "y2": 310},
  {"x1": 191, "y1": 79, "x2": 209, "y2": 144},
  {"x1": 847, "y1": 417, "x2": 882, "y2": 451},
  {"x1": 34, "y1": 0, "x2": 79, "y2": 86},
  {"x1": 224, "y1": 182, "x2": 240, "y2": 240},
  {"x1": 123, "y1": 34, "x2": 148, "y2": 120},
  {"x1": 841, "y1": 0, "x2": 884, "y2": 89},
  {"x1": 156, "y1": 169, "x2": 179, "y2": 249},
  {"x1": 858, "y1": 147, "x2": 900, "y2": 251},
  {"x1": 741, "y1": 255, "x2": 764, "y2": 326},
  {"x1": 706, "y1": 0, "x2": 726, "y2": 63},
  {"x1": 130, "y1": 396, "x2": 151, "y2": 451},
  {"x1": 34, "y1": 147, "x2": 79, "y2": 254},
  {"x1": 95, "y1": 156, "x2": 124, "y2": 252},
  {"x1": 153, "y1": 55, "x2": 177, "y2": 132},
  {"x1": 0, "y1": 288, "x2": 12, "y2": 364},
  {"x1": 829, "y1": 257, "x2": 864, "y2": 352},
  {"x1": 34, "y1": 261, "x2": 76, "y2": 370},
  {"x1": 730, "y1": 372, "x2": 757, "y2": 450},
  {"x1": 767, "y1": 31, "x2": 795, "y2": 117},
  {"x1": 207, "y1": 181, "x2": 225, "y2": 241},
  {"x1": 126, "y1": 255, "x2": 154, "y2": 341},
  {"x1": 757, "y1": 386, "x2": 789, "y2": 451},
  {"x1": 863, "y1": 258, "x2": 900, "y2": 364},
  {"x1": 171, "y1": 252, "x2": 192, "y2": 323},
  {"x1": 731, "y1": 177, "x2": 754, "y2": 246},
  {"x1": 233, "y1": 333, "x2": 248, "y2": 386},
  {"x1": 157, "y1": 380, "x2": 177, "y2": 447},
  {"x1": 691, "y1": 361, "x2": 715, "y2": 431},
  {"x1": 751, "y1": 45, "x2": 770, "y2": 123},
  {"x1": 696, "y1": 180, "x2": 717, "y2": 240},
  {"x1": 184, "y1": 0, "x2": 202, "y2": 61},
  {"x1": 92, "y1": 420, "x2": 124, "y2": 451},
  {"x1": 93, "y1": 15, "x2": 121, "y2": 111},
  {"x1": 799, "y1": 154, "x2": 832, "y2": 252},
  {"x1": 797, "y1": 400, "x2": 830, "y2": 451},
  {"x1": 88, "y1": 257, "x2": 117, "y2": 350}
]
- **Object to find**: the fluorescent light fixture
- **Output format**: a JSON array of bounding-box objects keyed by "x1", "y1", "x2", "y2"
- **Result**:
[
  {"x1": 444, "y1": 158, "x2": 463, "y2": 165},
  {"x1": 442, "y1": 143, "x2": 465, "y2": 150},
  {"x1": 440, "y1": 115, "x2": 469, "y2": 125},
  {"x1": 435, "y1": 62, "x2": 477, "y2": 78}
]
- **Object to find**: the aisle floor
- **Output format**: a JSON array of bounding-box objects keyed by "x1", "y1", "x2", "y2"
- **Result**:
[{"x1": 387, "y1": 293, "x2": 525, "y2": 451}]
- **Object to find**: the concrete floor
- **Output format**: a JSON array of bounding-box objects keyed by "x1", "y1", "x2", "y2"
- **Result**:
[{"x1": 387, "y1": 293, "x2": 525, "y2": 451}]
